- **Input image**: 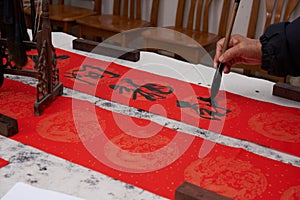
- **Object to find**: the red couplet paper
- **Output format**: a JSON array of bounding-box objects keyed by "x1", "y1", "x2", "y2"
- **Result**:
[
  {"x1": 1, "y1": 79, "x2": 300, "y2": 200},
  {"x1": 44, "y1": 49, "x2": 300, "y2": 157},
  {"x1": 0, "y1": 158, "x2": 9, "y2": 168}
]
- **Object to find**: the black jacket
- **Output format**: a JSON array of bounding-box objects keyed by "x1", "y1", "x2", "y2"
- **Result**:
[
  {"x1": 260, "y1": 17, "x2": 300, "y2": 77},
  {"x1": 0, "y1": 0, "x2": 29, "y2": 67}
]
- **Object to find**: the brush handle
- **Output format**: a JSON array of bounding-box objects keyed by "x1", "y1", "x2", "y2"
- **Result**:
[
  {"x1": 210, "y1": 0, "x2": 241, "y2": 100},
  {"x1": 222, "y1": 0, "x2": 241, "y2": 54}
]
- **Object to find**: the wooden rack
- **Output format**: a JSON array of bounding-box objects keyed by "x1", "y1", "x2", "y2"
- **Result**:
[{"x1": 0, "y1": 0, "x2": 63, "y2": 116}]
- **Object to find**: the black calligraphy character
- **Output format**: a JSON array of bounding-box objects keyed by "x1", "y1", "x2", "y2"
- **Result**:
[
  {"x1": 30, "y1": 54, "x2": 70, "y2": 69},
  {"x1": 109, "y1": 79, "x2": 174, "y2": 101},
  {"x1": 177, "y1": 97, "x2": 231, "y2": 121},
  {"x1": 65, "y1": 64, "x2": 120, "y2": 86}
]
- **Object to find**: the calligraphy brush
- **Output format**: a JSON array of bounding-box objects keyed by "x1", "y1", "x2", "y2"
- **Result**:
[
  {"x1": 209, "y1": 0, "x2": 241, "y2": 102},
  {"x1": 198, "y1": 0, "x2": 241, "y2": 159}
]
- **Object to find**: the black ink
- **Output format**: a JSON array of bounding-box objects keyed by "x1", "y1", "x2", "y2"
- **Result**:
[
  {"x1": 198, "y1": 96, "x2": 217, "y2": 108},
  {"x1": 29, "y1": 54, "x2": 69, "y2": 69},
  {"x1": 28, "y1": 179, "x2": 38, "y2": 184},
  {"x1": 176, "y1": 100, "x2": 199, "y2": 113},
  {"x1": 125, "y1": 184, "x2": 134, "y2": 190},
  {"x1": 82, "y1": 175, "x2": 100, "y2": 186},
  {"x1": 110, "y1": 79, "x2": 174, "y2": 101},
  {"x1": 55, "y1": 55, "x2": 70, "y2": 60},
  {"x1": 101, "y1": 102, "x2": 113, "y2": 107},
  {"x1": 65, "y1": 64, "x2": 120, "y2": 86},
  {"x1": 177, "y1": 96, "x2": 231, "y2": 121},
  {"x1": 109, "y1": 84, "x2": 131, "y2": 94}
]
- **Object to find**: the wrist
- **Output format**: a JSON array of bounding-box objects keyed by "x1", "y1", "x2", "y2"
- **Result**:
[{"x1": 255, "y1": 39, "x2": 262, "y2": 63}]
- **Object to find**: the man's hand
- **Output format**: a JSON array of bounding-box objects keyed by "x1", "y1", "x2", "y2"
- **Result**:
[{"x1": 213, "y1": 34, "x2": 262, "y2": 73}]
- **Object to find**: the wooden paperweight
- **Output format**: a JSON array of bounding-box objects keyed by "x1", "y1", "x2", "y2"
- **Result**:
[
  {"x1": 272, "y1": 82, "x2": 300, "y2": 102},
  {"x1": 72, "y1": 38, "x2": 140, "y2": 62},
  {"x1": 0, "y1": 114, "x2": 18, "y2": 137},
  {"x1": 175, "y1": 182, "x2": 232, "y2": 200}
]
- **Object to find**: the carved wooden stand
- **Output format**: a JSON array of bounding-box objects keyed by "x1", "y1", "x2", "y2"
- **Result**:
[{"x1": 0, "y1": 0, "x2": 63, "y2": 116}]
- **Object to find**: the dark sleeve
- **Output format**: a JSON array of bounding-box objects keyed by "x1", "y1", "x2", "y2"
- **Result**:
[{"x1": 259, "y1": 17, "x2": 300, "y2": 77}]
